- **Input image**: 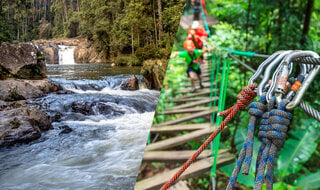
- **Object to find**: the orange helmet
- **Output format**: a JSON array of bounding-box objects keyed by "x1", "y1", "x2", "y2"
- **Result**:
[{"x1": 184, "y1": 40, "x2": 195, "y2": 51}]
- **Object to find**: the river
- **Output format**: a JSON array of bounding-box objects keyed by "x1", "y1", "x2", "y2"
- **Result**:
[{"x1": 0, "y1": 47, "x2": 159, "y2": 189}]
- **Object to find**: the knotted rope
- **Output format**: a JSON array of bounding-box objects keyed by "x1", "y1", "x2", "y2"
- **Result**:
[
  {"x1": 255, "y1": 98, "x2": 292, "y2": 190},
  {"x1": 226, "y1": 95, "x2": 267, "y2": 190},
  {"x1": 160, "y1": 84, "x2": 258, "y2": 190},
  {"x1": 226, "y1": 96, "x2": 292, "y2": 190}
]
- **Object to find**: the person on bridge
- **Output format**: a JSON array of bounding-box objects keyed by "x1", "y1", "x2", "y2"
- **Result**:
[
  {"x1": 171, "y1": 40, "x2": 209, "y2": 93},
  {"x1": 187, "y1": 21, "x2": 208, "y2": 50}
]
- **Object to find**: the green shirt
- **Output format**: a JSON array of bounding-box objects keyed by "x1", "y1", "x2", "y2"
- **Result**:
[{"x1": 177, "y1": 49, "x2": 203, "y2": 71}]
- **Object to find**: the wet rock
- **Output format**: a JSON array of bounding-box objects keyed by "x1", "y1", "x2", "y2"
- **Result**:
[
  {"x1": 59, "y1": 125, "x2": 73, "y2": 135},
  {"x1": 0, "y1": 100, "x2": 7, "y2": 110},
  {"x1": 28, "y1": 108, "x2": 52, "y2": 131},
  {"x1": 0, "y1": 42, "x2": 46, "y2": 79},
  {"x1": 95, "y1": 102, "x2": 125, "y2": 116},
  {"x1": 52, "y1": 113, "x2": 62, "y2": 122},
  {"x1": 0, "y1": 79, "x2": 59, "y2": 101},
  {"x1": 71, "y1": 101, "x2": 91, "y2": 115},
  {"x1": 121, "y1": 75, "x2": 139, "y2": 90},
  {"x1": 0, "y1": 106, "x2": 52, "y2": 147},
  {"x1": 141, "y1": 59, "x2": 168, "y2": 90}
]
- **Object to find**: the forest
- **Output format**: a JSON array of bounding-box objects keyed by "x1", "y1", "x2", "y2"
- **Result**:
[
  {"x1": 152, "y1": 0, "x2": 320, "y2": 189},
  {"x1": 0, "y1": 0, "x2": 184, "y2": 61}
]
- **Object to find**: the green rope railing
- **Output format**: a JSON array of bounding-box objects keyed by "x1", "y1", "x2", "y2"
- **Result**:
[{"x1": 200, "y1": 2, "x2": 211, "y2": 37}]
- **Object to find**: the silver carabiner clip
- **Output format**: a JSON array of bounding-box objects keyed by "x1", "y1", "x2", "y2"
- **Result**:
[
  {"x1": 286, "y1": 56, "x2": 320, "y2": 110},
  {"x1": 257, "y1": 51, "x2": 293, "y2": 98},
  {"x1": 248, "y1": 51, "x2": 283, "y2": 85}
]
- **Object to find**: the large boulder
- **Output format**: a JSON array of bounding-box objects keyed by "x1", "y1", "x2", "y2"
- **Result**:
[
  {"x1": 0, "y1": 79, "x2": 61, "y2": 101},
  {"x1": 38, "y1": 44, "x2": 59, "y2": 64},
  {"x1": 0, "y1": 105, "x2": 52, "y2": 147},
  {"x1": 121, "y1": 75, "x2": 139, "y2": 90},
  {"x1": 0, "y1": 43, "x2": 46, "y2": 79}
]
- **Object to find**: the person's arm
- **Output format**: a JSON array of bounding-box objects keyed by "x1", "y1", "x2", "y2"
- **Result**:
[
  {"x1": 194, "y1": 49, "x2": 204, "y2": 58},
  {"x1": 171, "y1": 51, "x2": 188, "y2": 59}
]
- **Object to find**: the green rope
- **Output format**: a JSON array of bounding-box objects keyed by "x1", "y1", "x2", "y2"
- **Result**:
[
  {"x1": 211, "y1": 56, "x2": 230, "y2": 178},
  {"x1": 217, "y1": 46, "x2": 256, "y2": 57},
  {"x1": 200, "y1": 3, "x2": 211, "y2": 37}
]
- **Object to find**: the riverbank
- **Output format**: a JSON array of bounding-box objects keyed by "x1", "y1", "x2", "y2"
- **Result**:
[{"x1": 0, "y1": 42, "x2": 60, "y2": 147}]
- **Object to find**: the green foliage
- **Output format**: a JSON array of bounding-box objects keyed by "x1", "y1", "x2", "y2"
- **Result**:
[
  {"x1": 162, "y1": 1, "x2": 320, "y2": 189},
  {"x1": 277, "y1": 126, "x2": 320, "y2": 179},
  {"x1": 114, "y1": 55, "x2": 140, "y2": 67},
  {"x1": 295, "y1": 171, "x2": 320, "y2": 190},
  {"x1": 1, "y1": 0, "x2": 184, "y2": 62}
]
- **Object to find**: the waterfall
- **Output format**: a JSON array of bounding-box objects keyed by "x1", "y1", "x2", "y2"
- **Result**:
[{"x1": 58, "y1": 45, "x2": 76, "y2": 65}]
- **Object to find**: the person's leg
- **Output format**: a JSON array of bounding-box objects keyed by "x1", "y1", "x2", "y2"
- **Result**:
[
  {"x1": 196, "y1": 68, "x2": 204, "y2": 88},
  {"x1": 188, "y1": 71, "x2": 197, "y2": 92}
]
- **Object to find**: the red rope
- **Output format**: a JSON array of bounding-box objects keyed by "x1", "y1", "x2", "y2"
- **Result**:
[{"x1": 160, "y1": 84, "x2": 258, "y2": 190}]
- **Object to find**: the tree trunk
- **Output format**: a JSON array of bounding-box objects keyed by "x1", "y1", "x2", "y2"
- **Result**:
[
  {"x1": 157, "y1": 0, "x2": 162, "y2": 41},
  {"x1": 153, "y1": 0, "x2": 157, "y2": 44},
  {"x1": 131, "y1": 27, "x2": 134, "y2": 55},
  {"x1": 64, "y1": 0, "x2": 69, "y2": 22},
  {"x1": 76, "y1": 0, "x2": 80, "y2": 11},
  {"x1": 300, "y1": 0, "x2": 314, "y2": 47}
]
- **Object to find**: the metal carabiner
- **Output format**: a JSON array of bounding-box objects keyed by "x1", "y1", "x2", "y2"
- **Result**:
[
  {"x1": 286, "y1": 52, "x2": 320, "y2": 110},
  {"x1": 267, "y1": 51, "x2": 318, "y2": 104},
  {"x1": 257, "y1": 51, "x2": 292, "y2": 97},
  {"x1": 248, "y1": 51, "x2": 283, "y2": 85}
]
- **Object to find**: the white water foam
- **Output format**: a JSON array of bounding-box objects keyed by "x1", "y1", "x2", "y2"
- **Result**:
[
  {"x1": 0, "y1": 112, "x2": 155, "y2": 189},
  {"x1": 64, "y1": 85, "x2": 159, "y2": 97},
  {"x1": 58, "y1": 45, "x2": 76, "y2": 65}
]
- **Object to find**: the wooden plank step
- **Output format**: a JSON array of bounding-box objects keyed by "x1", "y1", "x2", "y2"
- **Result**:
[
  {"x1": 135, "y1": 153, "x2": 234, "y2": 190},
  {"x1": 145, "y1": 128, "x2": 213, "y2": 151},
  {"x1": 167, "y1": 97, "x2": 217, "y2": 110},
  {"x1": 169, "y1": 97, "x2": 207, "y2": 103},
  {"x1": 172, "y1": 89, "x2": 212, "y2": 100},
  {"x1": 156, "y1": 109, "x2": 215, "y2": 127},
  {"x1": 180, "y1": 82, "x2": 210, "y2": 88},
  {"x1": 143, "y1": 149, "x2": 230, "y2": 162},
  {"x1": 182, "y1": 77, "x2": 210, "y2": 82},
  {"x1": 176, "y1": 86, "x2": 214, "y2": 94},
  {"x1": 150, "y1": 123, "x2": 210, "y2": 133},
  {"x1": 162, "y1": 107, "x2": 210, "y2": 115}
]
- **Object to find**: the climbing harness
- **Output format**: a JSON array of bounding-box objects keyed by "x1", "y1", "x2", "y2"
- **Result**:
[{"x1": 161, "y1": 50, "x2": 320, "y2": 190}]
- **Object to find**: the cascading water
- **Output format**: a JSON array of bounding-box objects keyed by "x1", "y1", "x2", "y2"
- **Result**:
[
  {"x1": 58, "y1": 45, "x2": 76, "y2": 65},
  {"x1": 0, "y1": 63, "x2": 158, "y2": 189}
]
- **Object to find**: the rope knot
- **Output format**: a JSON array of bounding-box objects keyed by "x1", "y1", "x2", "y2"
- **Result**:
[
  {"x1": 236, "y1": 84, "x2": 258, "y2": 109},
  {"x1": 219, "y1": 84, "x2": 257, "y2": 117},
  {"x1": 248, "y1": 102, "x2": 266, "y2": 118},
  {"x1": 255, "y1": 99, "x2": 293, "y2": 190}
]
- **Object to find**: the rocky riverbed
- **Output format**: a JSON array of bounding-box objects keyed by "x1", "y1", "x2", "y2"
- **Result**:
[{"x1": 0, "y1": 42, "x2": 159, "y2": 189}]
